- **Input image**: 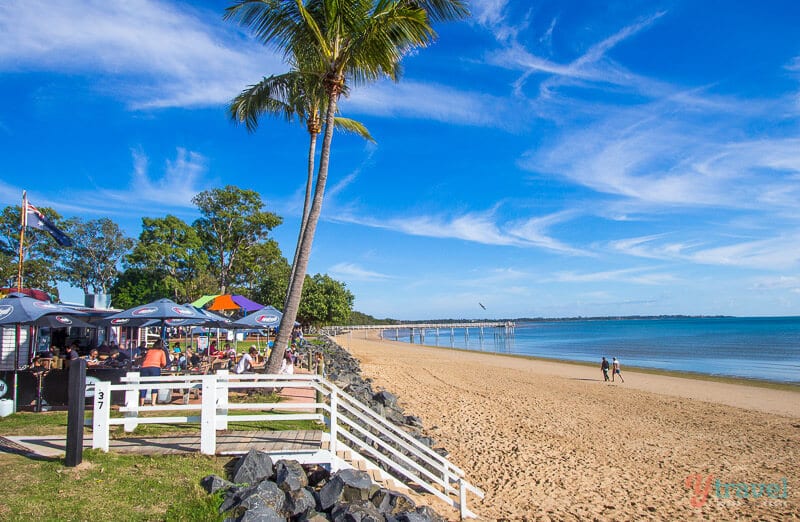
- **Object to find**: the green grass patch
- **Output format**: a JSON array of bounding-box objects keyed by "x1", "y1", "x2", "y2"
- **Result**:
[
  {"x1": 0, "y1": 449, "x2": 227, "y2": 521},
  {"x1": 0, "y1": 411, "x2": 68, "y2": 436}
]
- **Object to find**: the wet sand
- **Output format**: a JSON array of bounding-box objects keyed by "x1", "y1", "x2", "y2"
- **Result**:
[{"x1": 335, "y1": 334, "x2": 800, "y2": 521}]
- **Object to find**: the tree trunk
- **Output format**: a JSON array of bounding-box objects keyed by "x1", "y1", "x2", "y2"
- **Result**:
[
  {"x1": 266, "y1": 92, "x2": 339, "y2": 373},
  {"x1": 284, "y1": 130, "x2": 318, "y2": 309}
]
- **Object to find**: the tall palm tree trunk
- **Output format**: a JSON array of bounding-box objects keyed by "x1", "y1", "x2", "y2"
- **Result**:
[
  {"x1": 284, "y1": 130, "x2": 318, "y2": 309},
  {"x1": 267, "y1": 90, "x2": 339, "y2": 372}
]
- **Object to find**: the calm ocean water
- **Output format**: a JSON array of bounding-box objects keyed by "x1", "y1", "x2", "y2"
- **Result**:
[{"x1": 384, "y1": 317, "x2": 800, "y2": 383}]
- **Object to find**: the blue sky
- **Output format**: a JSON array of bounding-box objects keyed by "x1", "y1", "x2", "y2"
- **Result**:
[{"x1": 2, "y1": 1, "x2": 800, "y2": 319}]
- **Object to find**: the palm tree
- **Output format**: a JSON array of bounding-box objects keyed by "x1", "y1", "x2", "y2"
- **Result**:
[
  {"x1": 226, "y1": 0, "x2": 468, "y2": 373},
  {"x1": 229, "y1": 71, "x2": 373, "y2": 309}
]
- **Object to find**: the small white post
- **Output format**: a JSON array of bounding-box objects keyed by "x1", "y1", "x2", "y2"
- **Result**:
[
  {"x1": 329, "y1": 389, "x2": 339, "y2": 468},
  {"x1": 200, "y1": 374, "x2": 217, "y2": 455},
  {"x1": 124, "y1": 371, "x2": 140, "y2": 432},
  {"x1": 459, "y1": 478, "x2": 468, "y2": 520},
  {"x1": 92, "y1": 380, "x2": 111, "y2": 451},
  {"x1": 215, "y1": 369, "x2": 229, "y2": 430}
]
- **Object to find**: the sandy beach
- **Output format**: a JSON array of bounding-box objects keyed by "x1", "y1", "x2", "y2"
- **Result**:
[{"x1": 334, "y1": 333, "x2": 800, "y2": 521}]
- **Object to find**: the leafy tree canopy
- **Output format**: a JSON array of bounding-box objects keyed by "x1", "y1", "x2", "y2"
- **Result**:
[
  {"x1": 126, "y1": 215, "x2": 212, "y2": 302},
  {"x1": 60, "y1": 218, "x2": 133, "y2": 294},
  {"x1": 192, "y1": 185, "x2": 282, "y2": 294}
]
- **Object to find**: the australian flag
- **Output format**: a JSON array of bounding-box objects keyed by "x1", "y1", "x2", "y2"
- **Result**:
[{"x1": 25, "y1": 202, "x2": 73, "y2": 247}]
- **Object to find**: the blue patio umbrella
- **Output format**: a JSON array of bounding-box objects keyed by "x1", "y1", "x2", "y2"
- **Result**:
[
  {"x1": 230, "y1": 305, "x2": 284, "y2": 328},
  {"x1": 0, "y1": 292, "x2": 89, "y2": 412},
  {"x1": 103, "y1": 298, "x2": 212, "y2": 327},
  {"x1": 0, "y1": 292, "x2": 87, "y2": 326}
]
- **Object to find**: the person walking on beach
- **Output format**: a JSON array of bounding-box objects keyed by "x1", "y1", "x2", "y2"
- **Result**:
[
  {"x1": 612, "y1": 357, "x2": 624, "y2": 383},
  {"x1": 601, "y1": 357, "x2": 610, "y2": 382}
]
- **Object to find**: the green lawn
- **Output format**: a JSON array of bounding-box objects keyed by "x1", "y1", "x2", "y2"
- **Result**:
[{"x1": 0, "y1": 396, "x2": 325, "y2": 521}]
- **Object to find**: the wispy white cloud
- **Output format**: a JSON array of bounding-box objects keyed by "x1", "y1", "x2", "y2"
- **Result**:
[
  {"x1": 608, "y1": 233, "x2": 800, "y2": 270},
  {"x1": 329, "y1": 262, "x2": 394, "y2": 282},
  {"x1": 485, "y1": 8, "x2": 668, "y2": 100},
  {"x1": 552, "y1": 266, "x2": 678, "y2": 285},
  {"x1": 0, "y1": 0, "x2": 283, "y2": 109},
  {"x1": 344, "y1": 81, "x2": 516, "y2": 128},
  {"x1": 528, "y1": 107, "x2": 800, "y2": 211},
  {"x1": 35, "y1": 148, "x2": 211, "y2": 218},
  {"x1": 333, "y1": 207, "x2": 590, "y2": 255},
  {"x1": 327, "y1": 143, "x2": 378, "y2": 200}
]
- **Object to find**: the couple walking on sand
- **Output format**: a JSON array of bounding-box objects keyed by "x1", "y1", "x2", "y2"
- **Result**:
[{"x1": 601, "y1": 356, "x2": 624, "y2": 383}]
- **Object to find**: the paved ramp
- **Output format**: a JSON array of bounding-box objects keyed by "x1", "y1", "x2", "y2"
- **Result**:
[{"x1": 1, "y1": 430, "x2": 323, "y2": 459}]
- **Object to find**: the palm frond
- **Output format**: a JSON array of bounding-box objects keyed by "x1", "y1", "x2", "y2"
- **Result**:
[{"x1": 333, "y1": 117, "x2": 375, "y2": 143}]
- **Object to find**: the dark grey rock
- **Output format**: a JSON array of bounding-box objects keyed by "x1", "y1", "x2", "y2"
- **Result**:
[
  {"x1": 232, "y1": 449, "x2": 275, "y2": 485},
  {"x1": 305, "y1": 465, "x2": 331, "y2": 488},
  {"x1": 285, "y1": 487, "x2": 316, "y2": 517},
  {"x1": 373, "y1": 391, "x2": 398, "y2": 408},
  {"x1": 371, "y1": 489, "x2": 416, "y2": 516},
  {"x1": 201, "y1": 474, "x2": 234, "y2": 494},
  {"x1": 387, "y1": 513, "x2": 427, "y2": 522},
  {"x1": 252, "y1": 480, "x2": 287, "y2": 512},
  {"x1": 414, "y1": 436, "x2": 435, "y2": 448},
  {"x1": 275, "y1": 459, "x2": 308, "y2": 492},
  {"x1": 404, "y1": 415, "x2": 424, "y2": 428},
  {"x1": 331, "y1": 500, "x2": 385, "y2": 522},
  {"x1": 296, "y1": 510, "x2": 330, "y2": 522},
  {"x1": 239, "y1": 504, "x2": 284, "y2": 522},
  {"x1": 319, "y1": 469, "x2": 377, "y2": 511}
]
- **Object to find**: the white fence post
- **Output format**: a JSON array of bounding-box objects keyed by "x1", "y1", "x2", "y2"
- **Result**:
[
  {"x1": 200, "y1": 374, "x2": 217, "y2": 455},
  {"x1": 216, "y1": 369, "x2": 229, "y2": 430},
  {"x1": 92, "y1": 380, "x2": 111, "y2": 451},
  {"x1": 124, "y1": 371, "x2": 140, "y2": 432},
  {"x1": 329, "y1": 389, "x2": 338, "y2": 470},
  {"x1": 459, "y1": 478, "x2": 467, "y2": 519}
]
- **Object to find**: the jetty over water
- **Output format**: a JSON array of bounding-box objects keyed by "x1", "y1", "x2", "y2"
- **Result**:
[{"x1": 326, "y1": 321, "x2": 515, "y2": 349}]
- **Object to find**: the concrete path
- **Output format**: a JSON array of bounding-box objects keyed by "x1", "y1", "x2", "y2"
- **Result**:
[{"x1": 1, "y1": 430, "x2": 323, "y2": 459}]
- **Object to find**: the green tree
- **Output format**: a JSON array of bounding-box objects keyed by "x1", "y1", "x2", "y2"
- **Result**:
[
  {"x1": 192, "y1": 185, "x2": 282, "y2": 294},
  {"x1": 226, "y1": 0, "x2": 461, "y2": 373},
  {"x1": 109, "y1": 268, "x2": 171, "y2": 309},
  {"x1": 60, "y1": 217, "x2": 133, "y2": 295},
  {"x1": 125, "y1": 215, "x2": 212, "y2": 302},
  {"x1": 229, "y1": 240, "x2": 289, "y2": 298},
  {"x1": 0, "y1": 205, "x2": 65, "y2": 294},
  {"x1": 297, "y1": 273, "x2": 354, "y2": 327}
]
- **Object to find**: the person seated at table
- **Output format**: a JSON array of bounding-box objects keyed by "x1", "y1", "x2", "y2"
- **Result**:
[
  {"x1": 207, "y1": 341, "x2": 219, "y2": 358},
  {"x1": 234, "y1": 346, "x2": 263, "y2": 374},
  {"x1": 106, "y1": 348, "x2": 129, "y2": 367},
  {"x1": 173, "y1": 349, "x2": 186, "y2": 370},
  {"x1": 86, "y1": 349, "x2": 101, "y2": 367},
  {"x1": 172, "y1": 342, "x2": 182, "y2": 354},
  {"x1": 97, "y1": 342, "x2": 112, "y2": 357},
  {"x1": 64, "y1": 342, "x2": 80, "y2": 361},
  {"x1": 184, "y1": 348, "x2": 201, "y2": 369}
]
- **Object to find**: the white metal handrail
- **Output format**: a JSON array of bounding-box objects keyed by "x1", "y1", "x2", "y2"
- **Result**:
[{"x1": 88, "y1": 371, "x2": 483, "y2": 518}]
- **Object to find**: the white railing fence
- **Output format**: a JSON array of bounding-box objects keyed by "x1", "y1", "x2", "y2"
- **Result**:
[{"x1": 88, "y1": 371, "x2": 484, "y2": 519}]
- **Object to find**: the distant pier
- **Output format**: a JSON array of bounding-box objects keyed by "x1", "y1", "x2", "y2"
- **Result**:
[{"x1": 326, "y1": 321, "x2": 515, "y2": 350}]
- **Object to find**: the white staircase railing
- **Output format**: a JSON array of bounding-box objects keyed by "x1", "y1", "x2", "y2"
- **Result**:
[{"x1": 88, "y1": 371, "x2": 484, "y2": 519}]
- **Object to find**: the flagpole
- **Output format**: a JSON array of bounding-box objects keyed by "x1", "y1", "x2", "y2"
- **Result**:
[{"x1": 17, "y1": 191, "x2": 27, "y2": 292}]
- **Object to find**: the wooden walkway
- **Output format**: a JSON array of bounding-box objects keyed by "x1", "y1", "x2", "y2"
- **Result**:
[{"x1": 1, "y1": 430, "x2": 323, "y2": 459}]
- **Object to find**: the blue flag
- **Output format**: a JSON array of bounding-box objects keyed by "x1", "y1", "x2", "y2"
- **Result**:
[{"x1": 25, "y1": 202, "x2": 73, "y2": 247}]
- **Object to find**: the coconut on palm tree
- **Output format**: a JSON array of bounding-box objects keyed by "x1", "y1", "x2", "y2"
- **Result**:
[{"x1": 226, "y1": 0, "x2": 468, "y2": 373}]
